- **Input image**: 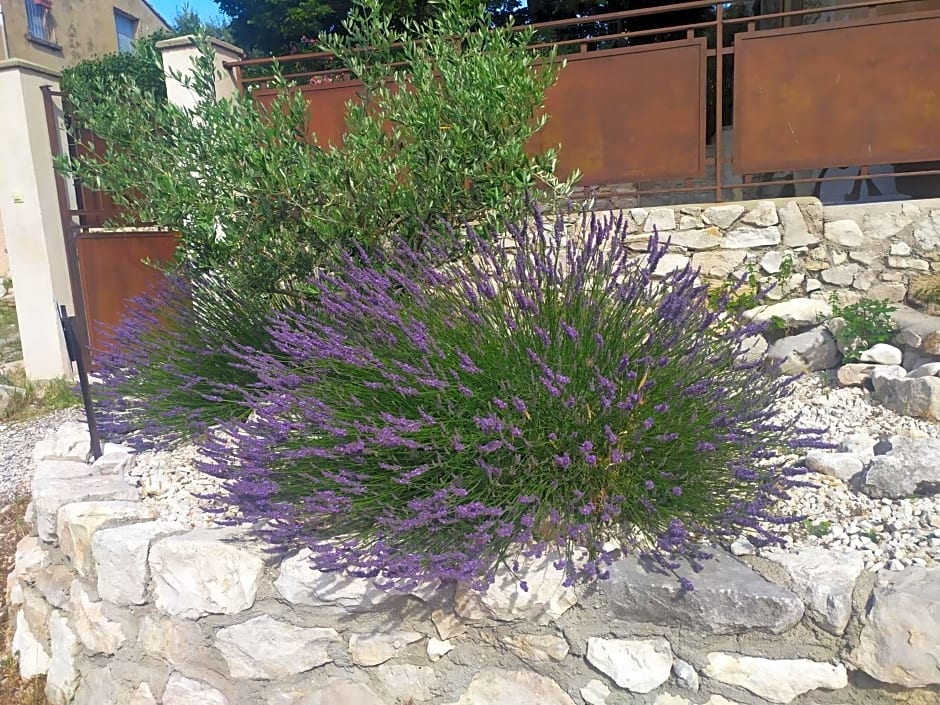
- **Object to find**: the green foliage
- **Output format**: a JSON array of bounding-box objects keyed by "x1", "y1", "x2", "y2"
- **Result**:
[
  {"x1": 706, "y1": 254, "x2": 797, "y2": 320},
  {"x1": 826, "y1": 294, "x2": 897, "y2": 363},
  {"x1": 802, "y1": 518, "x2": 832, "y2": 538},
  {"x1": 0, "y1": 367, "x2": 79, "y2": 422},
  {"x1": 95, "y1": 272, "x2": 277, "y2": 449},
  {"x1": 60, "y1": 0, "x2": 571, "y2": 296},
  {"x1": 60, "y1": 45, "x2": 325, "y2": 295},
  {"x1": 315, "y1": 0, "x2": 574, "y2": 249},
  {"x1": 61, "y1": 32, "x2": 171, "y2": 111}
]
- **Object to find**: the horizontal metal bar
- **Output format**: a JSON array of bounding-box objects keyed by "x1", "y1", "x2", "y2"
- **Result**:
[{"x1": 226, "y1": 0, "x2": 926, "y2": 75}]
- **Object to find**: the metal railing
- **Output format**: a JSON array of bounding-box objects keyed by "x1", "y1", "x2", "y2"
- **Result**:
[{"x1": 221, "y1": 0, "x2": 940, "y2": 204}]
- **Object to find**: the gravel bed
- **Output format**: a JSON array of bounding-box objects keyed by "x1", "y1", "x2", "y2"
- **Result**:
[{"x1": 0, "y1": 407, "x2": 85, "y2": 511}]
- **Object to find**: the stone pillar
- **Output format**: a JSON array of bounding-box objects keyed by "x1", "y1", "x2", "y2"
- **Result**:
[
  {"x1": 0, "y1": 60, "x2": 73, "y2": 379},
  {"x1": 155, "y1": 35, "x2": 244, "y2": 109}
]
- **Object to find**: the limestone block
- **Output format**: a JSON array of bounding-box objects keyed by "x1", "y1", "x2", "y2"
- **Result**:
[
  {"x1": 57, "y1": 500, "x2": 157, "y2": 576},
  {"x1": 585, "y1": 637, "x2": 673, "y2": 693},
  {"x1": 92, "y1": 519, "x2": 185, "y2": 605},
  {"x1": 453, "y1": 669, "x2": 575, "y2": 705},
  {"x1": 32, "y1": 476, "x2": 138, "y2": 543},
  {"x1": 215, "y1": 614, "x2": 340, "y2": 679},
  {"x1": 704, "y1": 653, "x2": 847, "y2": 703},
  {"x1": 149, "y1": 529, "x2": 264, "y2": 618}
]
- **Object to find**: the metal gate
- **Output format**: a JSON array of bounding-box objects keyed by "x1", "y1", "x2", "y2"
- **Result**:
[{"x1": 41, "y1": 86, "x2": 178, "y2": 369}]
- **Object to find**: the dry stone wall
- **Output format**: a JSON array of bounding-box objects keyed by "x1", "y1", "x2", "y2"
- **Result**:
[
  {"x1": 7, "y1": 422, "x2": 940, "y2": 705},
  {"x1": 601, "y1": 197, "x2": 940, "y2": 307}
]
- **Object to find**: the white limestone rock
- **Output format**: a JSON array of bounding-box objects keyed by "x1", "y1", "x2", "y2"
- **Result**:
[
  {"x1": 704, "y1": 653, "x2": 847, "y2": 703},
  {"x1": 742, "y1": 201, "x2": 779, "y2": 227},
  {"x1": 454, "y1": 554, "x2": 576, "y2": 625},
  {"x1": 703, "y1": 204, "x2": 745, "y2": 229},
  {"x1": 348, "y1": 630, "x2": 424, "y2": 667},
  {"x1": 723, "y1": 225, "x2": 782, "y2": 249},
  {"x1": 767, "y1": 329, "x2": 840, "y2": 374},
  {"x1": 427, "y1": 638, "x2": 454, "y2": 662},
  {"x1": 761, "y1": 547, "x2": 864, "y2": 634},
  {"x1": 129, "y1": 684, "x2": 158, "y2": 705},
  {"x1": 57, "y1": 500, "x2": 157, "y2": 576},
  {"x1": 454, "y1": 669, "x2": 575, "y2": 705},
  {"x1": 644, "y1": 207, "x2": 677, "y2": 232},
  {"x1": 606, "y1": 553, "x2": 803, "y2": 635},
  {"x1": 851, "y1": 566, "x2": 940, "y2": 687},
  {"x1": 691, "y1": 250, "x2": 746, "y2": 278},
  {"x1": 274, "y1": 548, "x2": 394, "y2": 611},
  {"x1": 672, "y1": 659, "x2": 700, "y2": 691},
  {"x1": 652, "y1": 253, "x2": 691, "y2": 278},
  {"x1": 824, "y1": 220, "x2": 864, "y2": 248},
  {"x1": 821, "y1": 263, "x2": 859, "y2": 287},
  {"x1": 215, "y1": 614, "x2": 340, "y2": 679},
  {"x1": 668, "y1": 229, "x2": 720, "y2": 251},
  {"x1": 69, "y1": 579, "x2": 128, "y2": 654},
  {"x1": 909, "y1": 361, "x2": 940, "y2": 378},
  {"x1": 431, "y1": 609, "x2": 468, "y2": 640},
  {"x1": 743, "y1": 298, "x2": 831, "y2": 328},
  {"x1": 501, "y1": 633, "x2": 569, "y2": 664},
  {"x1": 32, "y1": 476, "x2": 138, "y2": 543},
  {"x1": 91, "y1": 448, "x2": 136, "y2": 475},
  {"x1": 45, "y1": 610, "x2": 81, "y2": 705},
  {"x1": 804, "y1": 451, "x2": 864, "y2": 483},
  {"x1": 162, "y1": 673, "x2": 229, "y2": 705},
  {"x1": 585, "y1": 637, "x2": 673, "y2": 693},
  {"x1": 149, "y1": 528, "x2": 264, "y2": 618},
  {"x1": 580, "y1": 679, "x2": 611, "y2": 705},
  {"x1": 92, "y1": 519, "x2": 185, "y2": 605},
  {"x1": 375, "y1": 664, "x2": 437, "y2": 702},
  {"x1": 11, "y1": 609, "x2": 50, "y2": 678},
  {"x1": 779, "y1": 201, "x2": 819, "y2": 247},
  {"x1": 33, "y1": 422, "x2": 91, "y2": 464},
  {"x1": 835, "y1": 363, "x2": 877, "y2": 387},
  {"x1": 859, "y1": 343, "x2": 903, "y2": 366}
]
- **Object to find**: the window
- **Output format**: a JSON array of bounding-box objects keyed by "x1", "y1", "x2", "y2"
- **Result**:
[
  {"x1": 25, "y1": 0, "x2": 56, "y2": 45},
  {"x1": 114, "y1": 10, "x2": 138, "y2": 53}
]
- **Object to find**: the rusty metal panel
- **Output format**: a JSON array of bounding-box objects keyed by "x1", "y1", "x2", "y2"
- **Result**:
[
  {"x1": 253, "y1": 81, "x2": 364, "y2": 148},
  {"x1": 528, "y1": 39, "x2": 707, "y2": 185},
  {"x1": 733, "y1": 12, "x2": 940, "y2": 175},
  {"x1": 76, "y1": 232, "x2": 179, "y2": 355}
]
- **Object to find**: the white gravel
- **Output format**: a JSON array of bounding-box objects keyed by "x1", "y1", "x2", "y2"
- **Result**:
[
  {"x1": 759, "y1": 372, "x2": 940, "y2": 570},
  {"x1": 0, "y1": 407, "x2": 84, "y2": 510}
]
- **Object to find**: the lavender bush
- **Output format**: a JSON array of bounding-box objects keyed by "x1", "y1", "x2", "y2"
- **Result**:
[
  {"x1": 95, "y1": 273, "x2": 273, "y2": 449},
  {"x1": 201, "y1": 208, "x2": 819, "y2": 591}
]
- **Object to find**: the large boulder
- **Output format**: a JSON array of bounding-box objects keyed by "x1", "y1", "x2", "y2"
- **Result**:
[
  {"x1": 859, "y1": 436, "x2": 940, "y2": 498},
  {"x1": 851, "y1": 566, "x2": 940, "y2": 687},
  {"x1": 871, "y1": 374, "x2": 940, "y2": 421},
  {"x1": 767, "y1": 328, "x2": 840, "y2": 374},
  {"x1": 604, "y1": 553, "x2": 803, "y2": 635}
]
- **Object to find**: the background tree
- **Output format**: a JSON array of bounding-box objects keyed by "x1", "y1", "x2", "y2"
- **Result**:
[{"x1": 172, "y1": 2, "x2": 235, "y2": 43}]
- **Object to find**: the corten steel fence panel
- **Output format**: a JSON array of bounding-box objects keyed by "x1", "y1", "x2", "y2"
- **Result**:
[
  {"x1": 527, "y1": 39, "x2": 707, "y2": 185},
  {"x1": 75, "y1": 232, "x2": 180, "y2": 355},
  {"x1": 252, "y1": 80, "x2": 364, "y2": 147},
  {"x1": 733, "y1": 11, "x2": 940, "y2": 175},
  {"x1": 71, "y1": 130, "x2": 128, "y2": 229}
]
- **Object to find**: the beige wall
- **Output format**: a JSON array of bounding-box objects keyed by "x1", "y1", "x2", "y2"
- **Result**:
[
  {"x1": 0, "y1": 0, "x2": 168, "y2": 72},
  {"x1": 0, "y1": 59, "x2": 73, "y2": 378}
]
